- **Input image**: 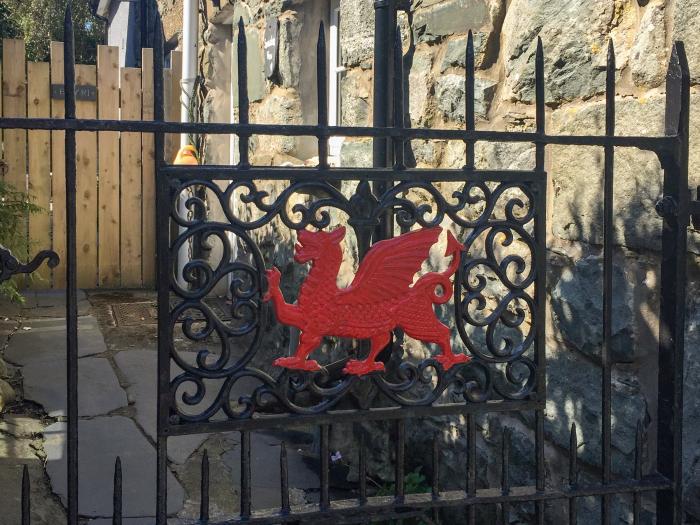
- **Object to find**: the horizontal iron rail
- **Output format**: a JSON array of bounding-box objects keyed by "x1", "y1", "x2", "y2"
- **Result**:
[
  {"x1": 0, "y1": 116, "x2": 678, "y2": 152},
  {"x1": 161, "y1": 165, "x2": 547, "y2": 182},
  {"x1": 206, "y1": 475, "x2": 672, "y2": 525},
  {"x1": 166, "y1": 399, "x2": 545, "y2": 435}
]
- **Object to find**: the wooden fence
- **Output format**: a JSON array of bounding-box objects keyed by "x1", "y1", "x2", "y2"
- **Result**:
[{"x1": 1, "y1": 39, "x2": 182, "y2": 289}]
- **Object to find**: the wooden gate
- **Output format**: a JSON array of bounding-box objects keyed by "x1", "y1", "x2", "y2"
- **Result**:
[{"x1": 0, "y1": 38, "x2": 182, "y2": 289}]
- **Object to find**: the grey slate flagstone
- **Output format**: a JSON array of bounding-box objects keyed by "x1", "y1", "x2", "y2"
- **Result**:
[
  {"x1": 113, "y1": 349, "x2": 212, "y2": 464},
  {"x1": 44, "y1": 417, "x2": 185, "y2": 518},
  {"x1": 5, "y1": 316, "x2": 108, "y2": 365},
  {"x1": 21, "y1": 356, "x2": 127, "y2": 417}
]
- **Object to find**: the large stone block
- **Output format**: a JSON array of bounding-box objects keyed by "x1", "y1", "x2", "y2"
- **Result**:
[
  {"x1": 501, "y1": 0, "x2": 635, "y2": 103},
  {"x1": 683, "y1": 282, "x2": 700, "y2": 521},
  {"x1": 408, "y1": 45, "x2": 435, "y2": 127},
  {"x1": 551, "y1": 256, "x2": 635, "y2": 362},
  {"x1": 550, "y1": 96, "x2": 666, "y2": 251},
  {"x1": 413, "y1": 0, "x2": 489, "y2": 43},
  {"x1": 673, "y1": 0, "x2": 700, "y2": 84},
  {"x1": 278, "y1": 11, "x2": 303, "y2": 89},
  {"x1": 339, "y1": 0, "x2": 374, "y2": 68},
  {"x1": 630, "y1": 1, "x2": 667, "y2": 88},
  {"x1": 232, "y1": 25, "x2": 266, "y2": 103},
  {"x1": 435, "y1": 73, "x2": 497, "y2": 122},
  {"x1": 340, "y1": 69, "x2": 372, "y2": 126}
]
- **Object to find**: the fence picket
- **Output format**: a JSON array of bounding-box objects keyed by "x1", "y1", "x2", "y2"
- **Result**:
[
  {"x1": 27, "y1": 62, "x2": 52, "y2": 288},
  {"x1": 50, "y1": 41, "x2": 67, "y2": 288},
  {"x1": 120, "y1": 67, "x2": 143, "y2": 287},
  {"x1": 75, "y1": 64, "x2": 98, "y2": 288},
  {"x1": 97, "y1": 45, "x2": 120, "y2": 287},
  {"x1": 2, "y1": 39, "x2": 28, "y2": 275},
  {"x1": 142, "y1": 48, "x2": 156, "y2": 286}
]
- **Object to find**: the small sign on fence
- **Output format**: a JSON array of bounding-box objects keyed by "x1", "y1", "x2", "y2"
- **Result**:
[{"x1": 50, "y1": 83, "x2": 97, "y2": 101}]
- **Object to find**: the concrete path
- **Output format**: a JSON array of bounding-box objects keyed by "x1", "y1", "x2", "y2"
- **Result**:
[{"x1": 0, "y1": 290, "x2": 321, "y2": 524}]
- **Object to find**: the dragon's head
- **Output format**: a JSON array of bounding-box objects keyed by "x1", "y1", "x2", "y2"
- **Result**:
[{"x1": 294, "y1": 227, "x2": 346, "y2": 264}]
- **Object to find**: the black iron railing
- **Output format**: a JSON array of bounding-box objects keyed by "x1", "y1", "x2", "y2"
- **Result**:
[{"x1": 0, "y1": 1, "x2": 691, "y2": 524}]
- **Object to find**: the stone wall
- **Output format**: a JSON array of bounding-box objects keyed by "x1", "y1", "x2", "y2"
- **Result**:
[{"x1": 172, "y1": 0, "x2": 700, "y2": 522}]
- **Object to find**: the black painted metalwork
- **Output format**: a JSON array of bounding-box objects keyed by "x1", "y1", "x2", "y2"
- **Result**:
[{"x1": 4, "y1": 1, "x2": 691, "y2": 523}]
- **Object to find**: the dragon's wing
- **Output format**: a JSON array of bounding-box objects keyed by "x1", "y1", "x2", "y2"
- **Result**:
[{"x1": 338, "y1": 227, "x2": 442, "y2": 305}]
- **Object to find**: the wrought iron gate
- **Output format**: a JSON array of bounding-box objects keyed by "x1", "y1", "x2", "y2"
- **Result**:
[{"x1": 0, "y1": 1, "x2": 692, "y2": 523}]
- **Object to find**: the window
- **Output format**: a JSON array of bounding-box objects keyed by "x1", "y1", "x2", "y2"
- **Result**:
[{"x1": 328, "y1": 0, "x2": 344, "y2": 158}]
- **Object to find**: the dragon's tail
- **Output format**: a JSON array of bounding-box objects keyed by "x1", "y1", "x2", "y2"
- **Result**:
[{"x1": 414, "y1": 231, "x2": 464, "y2": 304}]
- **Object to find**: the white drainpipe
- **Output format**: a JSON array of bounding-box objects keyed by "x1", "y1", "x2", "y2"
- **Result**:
[{"x1": 178, "y1": 0, "x2": 199, "y2": 287}]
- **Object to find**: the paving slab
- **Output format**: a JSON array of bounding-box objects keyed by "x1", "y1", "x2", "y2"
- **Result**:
[
  {"x1": 21, "y1": 356, "x2": 127, "y2": 417},
  {"x1": 222, "y1": 431, "x2": 319, "y2": 510},
  {"x1": 5, "y1": 316, "x2": 108, "y2": 365},
  {"x1": 113, "y1": 349, "x2": 211, "y2": 464},
  {"x1": 20, "y1": 290, "x2": 90, "y2": 318},
  {"x1": 44, "y1": 417, "x2": 185, "y2": 518}
]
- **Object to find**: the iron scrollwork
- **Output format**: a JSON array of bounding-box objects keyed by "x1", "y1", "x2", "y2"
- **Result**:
[
  {"x1": 0, "y1": 245, "x2": 59, "y2": 284},
  {"x1": 167, "y1": 176, "x2": 540, "y2": 423}
]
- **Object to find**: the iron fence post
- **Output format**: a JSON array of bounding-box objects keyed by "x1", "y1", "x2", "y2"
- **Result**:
[{"x1": 656, "y1": 41, "x2": 689, "y2": 525}]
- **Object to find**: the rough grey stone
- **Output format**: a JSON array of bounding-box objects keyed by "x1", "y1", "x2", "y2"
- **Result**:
[
  {"x1": 340, "y1": 70, "x2": 371, "y2": 127},
  {"x1": 22, "y1": 357, "x2": 127, "y2": 417},
  {"x1": 550, "y1": 96, "x2": 666, "y2": 251},
  {"x1": 542, "y1": 348, "x2": 648, "y2": 477},
  {"x1": 113, "y1": 350, "x2": 210, "y2": 464},
  {"x1": 413, "y1": 0, "x2": 489, "y2": 44},
  {"x1": 0, "y1": 378, "x2": 15, "y2": 412},
  {"x1": 551, "y1": 256, "x2": 635, "y2": 362},
  {"x1": 339, "y1": 0, "x2": 374, "y2": 68},
  {"x1": 474, "y1": 141, "x2": 535, "y2": 170},
  {"x1": 408, "y1": 45, "x2": 434, "y2": 127},
  {"x1": 233, "y1": 25, "x2": 266, "y2": 103},
  {"x1": 501, "y1": 0, "x2": 628, "y2": 103},
  {"x1": 630, "y1": 1, "x2": 667, "y2": 88},
  {"x1": 254, "y1": 90, "x2": 303, "y2": 157},
  {"x1": 439, "y1": 33, "x2": 486, "y2": 72},
  {"x1": 5, "y1": 316, "x2": 107, "y2": 364},
  {"x1": 673, "y1": 0, "x2": 700, "y2": 84},
  {"x1": 44, "y1": 417, "x2": 184, "y2": 518},
  {"x1": 435, "y1": 74, "x2": 497, "y2": 122},
  {"x1": 278, "y1": 12, "x2": 303, "y2": 88},
  {"x1": 339, "y1": 140, "x2": 373, "y2": 168}
]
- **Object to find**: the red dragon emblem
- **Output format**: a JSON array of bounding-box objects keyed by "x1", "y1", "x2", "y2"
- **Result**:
[{"x1": 263, "y1": 226, "x2": 470, "y2": 375}]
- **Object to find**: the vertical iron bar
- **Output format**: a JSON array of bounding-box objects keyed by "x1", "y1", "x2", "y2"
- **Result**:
[
  {"x1": 359, "y1": 430, "x2": 367, "y2": 505},
  {"x1": 657, "y1": 41, "x2": 688, "y2": 525},
  {"x1": 154, "y1": 13, "x2": 169, "y2": 525},
  {"x1": 317, "y1": 22, "x2": 329, "y2": 169},
  {"x1": 535, "y1": 38, "x2": 545, "y2": 171},
  {"x1": 280, "y1": 442, "x2": 290, "y2": 514},
  {"x1": 237, "y1": 18, "x2": 250, "y2": 168},
  {"x1": 63, "y1": 5, "x2": 79, "y2": 523},
  {"x1": 113, "y1": 457, "x2": 122, "y2": 525},
  {"x1": 432, "y1": 435, "x2": 440, "y2": 499},
  {"x1": 372, "y1": 0, "x2": 393, "y2": 241},
  {"x1": 633, "y1": 421, "x2": 643, "y2": 524},
  {"x1": 241, "y1": 430, "x2": 251, "y2": 518},
  {"x1": 321, "y1": 424, "x2": 330, "y2": 511},
  {"x1": 464, "y1": 30, "x2": 475, "y2": 170},
  {"x1": 601, "y1": 39, "x2": 616, "y2": 525},
  {"x1": 569, "y1": 423, "x2": 578, "y2": 525},
  {"x1": 392, "y1": 27, "x2": 405, "y2": 170},
  {"x1": 200, "y1": 450, "x2": 209, "y2": 523},
  {"x1": 395, "y1": 419, "x2": 405, "y2": 502},
  {"x1": 534, "y1": 36, "x2": 547, "y2": 525},
  {"x1": 501, "y1": 428, "x2": 511, "y2": 524},
  {"x1": 467, "y1": 414, "x2": 476, "y2": 525},
  {"x1": 21, "y1": 464, "x2": 29, "y2": 525}
]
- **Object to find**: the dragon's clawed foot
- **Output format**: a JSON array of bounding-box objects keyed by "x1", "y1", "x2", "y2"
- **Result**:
[
  {"x1": 263, "y1": 267, "x2": 282, "y2": 302},
  {"x1": 343, "y1": 359, "x2": 385, "y2": 376},
  {"x1": 435, "y1": 353, "x2": 470, "y2": 370},
  {"x1": 274, "y1": 356, "x2": 321, "y2": 371}
]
